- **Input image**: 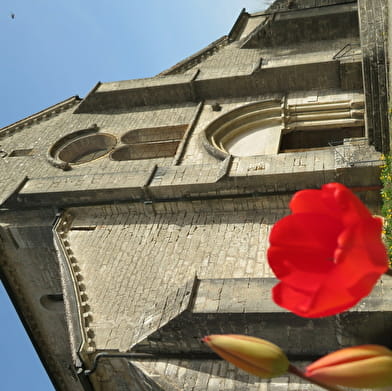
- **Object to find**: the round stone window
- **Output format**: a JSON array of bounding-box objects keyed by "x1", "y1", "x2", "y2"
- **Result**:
[{"x1": 57, "y1": 133, "x2": 117, "y2": 165}]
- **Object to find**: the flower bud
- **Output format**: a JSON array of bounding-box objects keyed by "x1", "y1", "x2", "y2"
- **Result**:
[
  {"x1": 203, "y1": 334, "x2": 289, "y2": 378},
  {"x1": 306, "y1": 345, "x2": 392, "y2": 388}
]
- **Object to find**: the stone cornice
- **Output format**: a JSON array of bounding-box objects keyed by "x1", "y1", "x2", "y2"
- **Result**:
[
  {"x1": 0, "y1": 96, "x2": 81, "y2": 139},
  {"x1": 53, "y1": 213, "x2": 96, "y2": 363},
  {"x1": 75, "y1": 59, "x2": 362, "y2": 113},
  {"x1": 227, "y1": 8, "x2": 249, "y2": 41},
  {"x1": 241, "y1": 2, "x2": 358, "y2": 49},
  {"x1": 158, "y1": 36, "x2": 229, "y2": 76}
]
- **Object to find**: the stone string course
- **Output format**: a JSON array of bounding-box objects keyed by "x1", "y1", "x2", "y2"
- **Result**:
[{"x1": 0, "y1": 1, "x2": 389, "y2": 390}]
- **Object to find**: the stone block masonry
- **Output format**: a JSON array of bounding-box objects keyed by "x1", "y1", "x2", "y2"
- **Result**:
[
  {"x1": 0, "y1": 0, "x2": 390, "y2": 389},
  {"x1": 61, "y1": 198, "x2": 284, "y2": 351}
]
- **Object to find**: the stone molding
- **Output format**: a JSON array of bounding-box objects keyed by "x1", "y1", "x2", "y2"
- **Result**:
[{"x1": 0, "y1": 96, "x2": 80, "y2": 139}]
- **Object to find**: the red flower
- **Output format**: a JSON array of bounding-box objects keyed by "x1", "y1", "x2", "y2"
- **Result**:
[{"x1": 267, "y1": 183, "x2": 388, "y2": 318}]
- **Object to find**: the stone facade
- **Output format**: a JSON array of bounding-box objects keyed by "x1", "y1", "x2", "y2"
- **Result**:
[{"x1": 0, "y1": 1, "x2": 390, "y2": 390}]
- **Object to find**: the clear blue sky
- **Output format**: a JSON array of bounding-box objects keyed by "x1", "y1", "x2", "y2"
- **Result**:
[{"x1": 0, "y1": 1, "x2": 269, "y2": 389}]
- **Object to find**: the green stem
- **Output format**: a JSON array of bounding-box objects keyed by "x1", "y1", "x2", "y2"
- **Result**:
[
  {"x1": 384, "y1": 268, "x2": 392, "y2": 277},
  {"x1": 288, "y1": 364, "x2": 345, "y2": 391}
]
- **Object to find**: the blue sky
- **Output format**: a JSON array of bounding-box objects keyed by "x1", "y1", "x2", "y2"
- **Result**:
[{"x1": 0, "y1": 1, "x2": 269, "y2": 389}]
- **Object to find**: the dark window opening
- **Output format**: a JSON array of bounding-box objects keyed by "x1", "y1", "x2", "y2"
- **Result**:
[
  {"x1": 40, "y1": 294, "x2": 64, "y2": 312},
  {"x1": 121, "y1": 124, "x2": 187, "y2": 144},
  {"x1": 112, "y1": 124, "x2": 188, "y2": 161},
  {"x1": 70, "y1": 226, "x2": 97, "y2": 231},
  {"x1": 279, "y1": 126, "x2": 364, "y2": 153},
  {"x1": 111, "y1": 140, "x2": 180, "y2": 161},
  {"x1": 9, "y1": 148, "x2": 34, "y2": 157}
]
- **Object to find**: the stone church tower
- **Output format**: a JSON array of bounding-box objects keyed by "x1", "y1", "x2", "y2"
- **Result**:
[{"x1": 1, "y1": 0, "x2": 391, "y2": 390}]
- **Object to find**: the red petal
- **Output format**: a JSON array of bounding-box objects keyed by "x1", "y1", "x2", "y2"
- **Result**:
[
  {"x1": 290, "y1": 189, "x2": 341, "y2": 218},
  {"x1": 269, "y1": 214, "x2": 342, "y2": 252},
  {"x1": 309, "y1": 276, "x2": 366, "y2": 317},
  {"x1": 268, "y1": 213, "x2": 343, "y2": 294},
  {"x1": 336, "y1": 217, "x2": 388, "y2": 270},
  {"x1": 290, "y1": 183, "x2": 373, "y2": 225},
  {"x1": 272, "y1": 281, "x2": 360, "y2": 318},
  {"x1": 323, "y1": 183, "x2": 373, "y2": 223},
  {"x1": 268, "y1": 246, "x2": 332, "y2": 293}
]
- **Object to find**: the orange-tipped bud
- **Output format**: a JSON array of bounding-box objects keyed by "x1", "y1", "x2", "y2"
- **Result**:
[
  {"x1": 203, "y1": 334, "x2": 289, "y2": 378},
  {"x1": 306, "y1": 345, "x2": 392, "y2": 388}
]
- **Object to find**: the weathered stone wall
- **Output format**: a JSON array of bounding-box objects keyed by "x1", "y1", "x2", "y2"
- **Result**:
[
  {"x1": 61, "y1": 198, "x2": 286, "y2": 351},
  {"x1": 0, "y1": 210, "x2": 85, "y2": 391},
  {"x1": 267, "y1": 0, "x2": 356, "y2": 12},
  {"x1": 0, "y1": 101, "x2": 199, "y2": 189},
  {"x1": 358, "y1": 0, "x2": 389, "y2": 152},
  {"x1": 0, "y1": 0, "x2": 389, "y2": 390}
]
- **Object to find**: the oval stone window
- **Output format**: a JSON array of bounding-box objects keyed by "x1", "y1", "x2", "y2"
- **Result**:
[
  {"x1": 121, "y1": 125, "x2": 187, "y2": 144},
  {"x1": 111, "y1": 141, "x2": 180, "y2": 161},
  {"x1": 58, "y1": 133, "x2": 116, "y2": 165}
]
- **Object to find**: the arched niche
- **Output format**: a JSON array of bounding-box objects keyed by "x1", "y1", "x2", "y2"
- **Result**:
[
  {"x1": 203, "y1": 98, "x2": 365, "y2": 158},
  {"x1": 203, "y1": 100, "x2": 283, "y2": 159}
]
